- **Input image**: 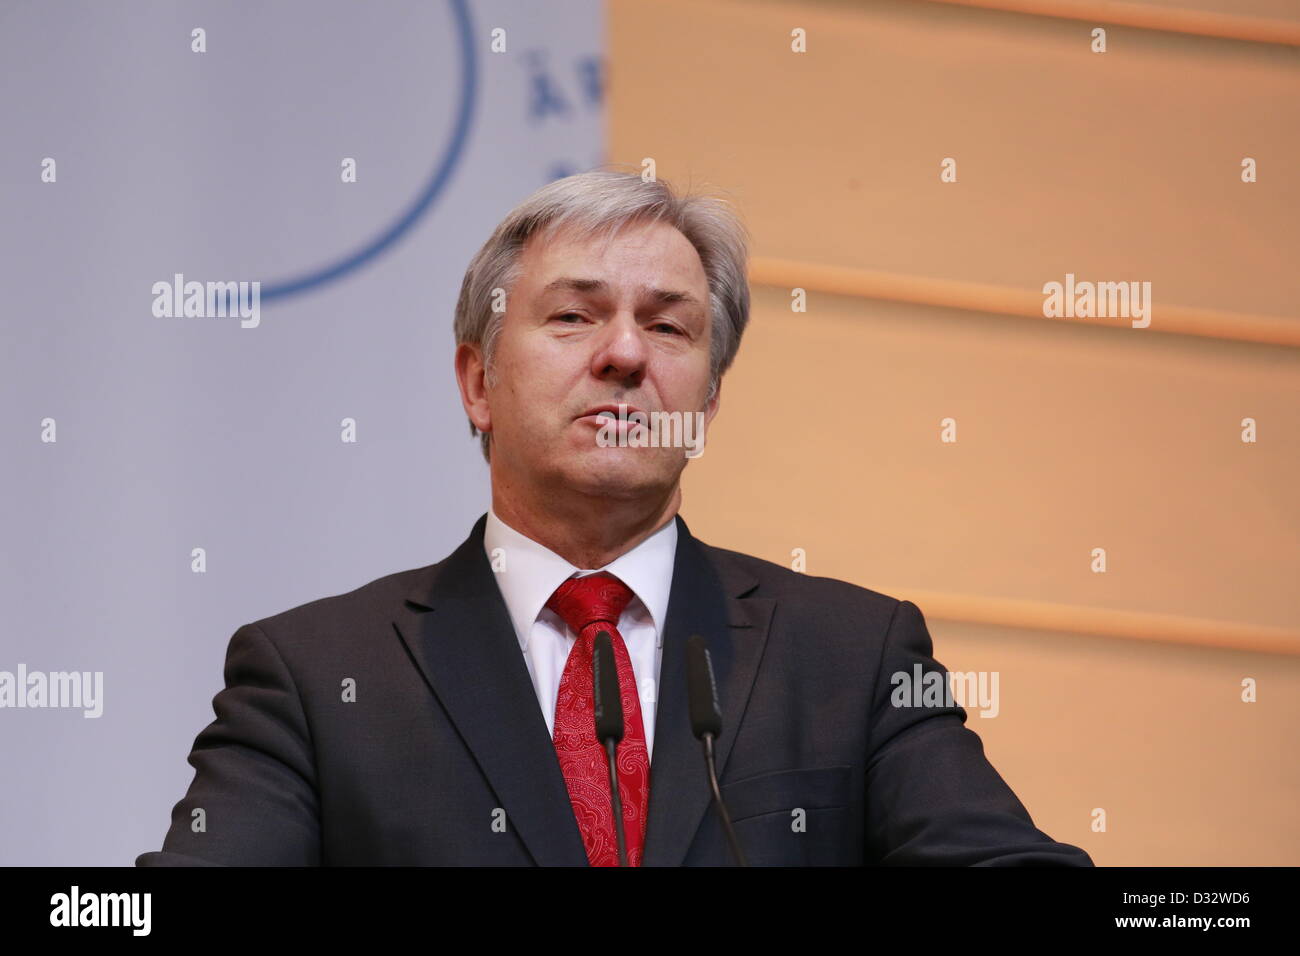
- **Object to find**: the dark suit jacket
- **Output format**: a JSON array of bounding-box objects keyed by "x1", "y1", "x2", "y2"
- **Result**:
[{"x1": 137, "y1": 512, "x2": 1093, "y2": 866}]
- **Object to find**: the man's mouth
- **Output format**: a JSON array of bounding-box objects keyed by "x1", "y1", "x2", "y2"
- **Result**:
[{"x1": 577, "y1": 403, "x2": 647, "y2": 421}]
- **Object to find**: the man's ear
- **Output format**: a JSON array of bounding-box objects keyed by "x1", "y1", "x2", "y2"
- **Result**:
[
  {"x1": 455, "y1": 342, "x2": 491, "y2": 435},
  {"x1": 704, "y1": 378, "x2": 722, "y2": 427}
]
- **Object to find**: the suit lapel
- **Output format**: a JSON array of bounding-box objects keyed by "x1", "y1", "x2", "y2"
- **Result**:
[
  {"x1": 641, "y1": 515, "x2": 775, "y2": 866},
  {"x1": 393, "y1": 513, "x2": 589, "y2": 866},
  {"x1": 392, "y1": 511, "x2": 775, "y2": 867}
]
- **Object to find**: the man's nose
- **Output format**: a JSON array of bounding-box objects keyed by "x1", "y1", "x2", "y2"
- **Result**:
[{"x1": 590, "y1": 312, "x2": 648, "y2": 385}]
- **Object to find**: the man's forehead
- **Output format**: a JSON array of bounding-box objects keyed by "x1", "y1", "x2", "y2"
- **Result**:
[
  {"x1": 537, "y1": 275, "x2": 703, "y2": 305},
  {"x1": 519, "y1": 222, "x2": 706, "y2": 298}
]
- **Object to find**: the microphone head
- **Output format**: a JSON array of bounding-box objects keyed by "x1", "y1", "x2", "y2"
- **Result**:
[
  {"x1": 592, "y1": 630, "x2": 624, "y2": 744},
  {"x1": 685, "y1": 634, "x2": 722, "y2": 740}
]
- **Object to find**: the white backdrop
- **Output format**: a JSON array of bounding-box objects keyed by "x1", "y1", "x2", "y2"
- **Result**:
[{"x1": 0, "y1": 0, "x2": 603, "y2": 865}]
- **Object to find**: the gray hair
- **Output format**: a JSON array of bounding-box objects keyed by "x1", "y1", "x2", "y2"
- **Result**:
[{"x1": 453, "y1": 169, "x2": 751, "y2": 462}]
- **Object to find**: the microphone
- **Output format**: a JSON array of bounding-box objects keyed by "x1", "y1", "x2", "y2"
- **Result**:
[
  {"x1": 685, "y1": 634, "x2": 747, "y2": 866},
  {"x1": 592, "y1": 630, "x2": 628, "y2": 867}
]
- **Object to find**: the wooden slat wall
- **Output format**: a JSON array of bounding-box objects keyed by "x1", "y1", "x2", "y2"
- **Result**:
[{"x1": 608, "y1": 0, "x2": 1300, "y2": 865}]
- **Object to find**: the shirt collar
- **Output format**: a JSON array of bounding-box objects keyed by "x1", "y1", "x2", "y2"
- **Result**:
[{"x1": 483, "y1": 507, "x2": 677, "y2": 652}]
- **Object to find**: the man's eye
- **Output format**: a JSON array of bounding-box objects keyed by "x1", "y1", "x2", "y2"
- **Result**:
[
  {"x1": 555, "y1": 312, "x2": 584, "y2": 323},
  {"x1": 651, "y1": 322, "x2": 681, "y2": 335}
]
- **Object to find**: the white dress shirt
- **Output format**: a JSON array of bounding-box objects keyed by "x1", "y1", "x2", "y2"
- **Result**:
[{"x1": 483, "y1": 508, "x2": 677, "y2": 763}]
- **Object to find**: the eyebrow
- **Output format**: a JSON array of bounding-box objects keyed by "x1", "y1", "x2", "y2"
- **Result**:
[{"x1": 540, "y1": 276, "x2": 702, "y2": 306}]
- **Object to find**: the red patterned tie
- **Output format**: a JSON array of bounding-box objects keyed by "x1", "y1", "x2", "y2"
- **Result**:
[{"x1": 545, "y1": 571, "x2": 651, "y2": 867}]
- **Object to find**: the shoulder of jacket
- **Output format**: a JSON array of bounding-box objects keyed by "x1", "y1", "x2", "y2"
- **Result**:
[{"x1": 246, "y1": 561, "x2": 442, "y2": 637}]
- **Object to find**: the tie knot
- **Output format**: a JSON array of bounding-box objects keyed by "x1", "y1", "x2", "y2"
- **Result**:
[{"x1": 545, "y1": 571, "x2": 635, "y2": 637}]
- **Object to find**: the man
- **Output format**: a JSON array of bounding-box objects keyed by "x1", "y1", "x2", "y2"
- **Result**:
[{"x1": 138, "y1": 170, "x2": 1092, "y2": 866}]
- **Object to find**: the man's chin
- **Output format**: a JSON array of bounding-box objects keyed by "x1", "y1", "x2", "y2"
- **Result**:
[{"x1": 560, "y1": 447, "x2": 678, "y2": 498}]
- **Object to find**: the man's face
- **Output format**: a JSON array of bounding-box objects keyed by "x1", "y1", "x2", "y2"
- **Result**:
[{"x1": 474, "y1": 218, "x2": 719, "y2": 501}]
